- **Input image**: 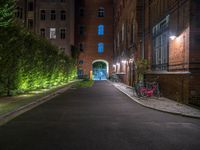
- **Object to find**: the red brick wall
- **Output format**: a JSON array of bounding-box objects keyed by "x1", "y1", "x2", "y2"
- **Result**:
[
  {"x1": 75, "y1": 0, "x2": 113, "y2": 77},
  {"x1": 145, "y1": 73, "x2": 190, "y2": 104},
  {"x1": 189, "y1": 0, "x2": 200, "y2": 106}
]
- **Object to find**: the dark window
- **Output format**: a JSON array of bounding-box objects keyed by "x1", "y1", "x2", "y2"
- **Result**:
[
  {"x1": 60, "y1": 29, "x2": 66, "y2": 39},
  {"x1": 40, "y1": 28, "x2": 45, "y2": 38},
  {"x1": 79, "y1": 8, "x2": 84, "y2": 17},
  {"x1": 51, "y1": 10, "x2": 56, "y2": 20},
  {"x1": 79, "y1": 60, "x2": 84, "y2": 64},
  {"x1": 98, "y1": 7, "x2": 104, "y2": 17},
  {"x1": 40, "y1": 10, "x2": 45, "y2": 20},
  {"x1": 79, "y1": 43, "x2": 84, "y2": 51},
  {"x1": 61, "y1": 10, "x2": 66, "y2": 20},
  {"x1": 79, "y1": 25, "x2": 85, "y2": 35},
  {"x1": 28, "y1": 19, "x2": 33, "y2": 29},
  {"x1": 60, "y1": 0, "x2": 65, "y2": 2},
  {"x1": 16, "y1": 7, "x2": 23, "y2": 19},
  {"x1": 28, "y1": 1, "x2": 34, "y2": 11},
  {"x1": 60, "y1": 48, "x2": 65, "y2": 52}
]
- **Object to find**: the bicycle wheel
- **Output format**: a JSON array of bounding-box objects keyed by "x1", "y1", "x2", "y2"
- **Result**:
[{"x1": 139, "y1": 87, "x2": 147, "y2": 97}]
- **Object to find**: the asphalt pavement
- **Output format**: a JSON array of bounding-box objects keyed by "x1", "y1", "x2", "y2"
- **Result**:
[{"x1": 0, "y1": 81, "x2": 200, "y2": 150}]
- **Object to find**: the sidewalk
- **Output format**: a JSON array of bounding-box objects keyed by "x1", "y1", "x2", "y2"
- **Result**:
[
  {"x1": 0, "y1": 80, "x2": 79, "y2": 126},
  {"x1": 109, "y1": 81, "x2": 200, "y2": 119}
]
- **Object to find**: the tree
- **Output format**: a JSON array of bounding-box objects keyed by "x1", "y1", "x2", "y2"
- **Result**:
[
  {"x1": 0, "y1": 0, "x2": 16, "y2": 27},
  {"x1": 135, "y1": 59, "x2": 148, "y2": 82}
]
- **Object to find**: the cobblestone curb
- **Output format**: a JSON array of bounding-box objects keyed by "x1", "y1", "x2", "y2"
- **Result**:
[
  {"x1": 108, "y1": 80, "x2": 200, "y2": 119},
  {"x1": 0, "y1": 81, "x2": 78, "y2": 126}
]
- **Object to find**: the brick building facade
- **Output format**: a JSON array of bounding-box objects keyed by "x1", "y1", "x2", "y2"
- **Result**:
[
  {"x1": 16, "y1": 0, "x2": 75, "y2": 56},
  {"x1": 75, "y1": 0, "x2": 113, "y2": 80},
  {"x1": 113, "y1": 0, "x2": 200, "y2": 106},
  {"x1": 15, "y1": 0, "x2": 200, "y2": 105},
  {"x1": 113, "y1": 0, "x2": 143, "y2": 86}
]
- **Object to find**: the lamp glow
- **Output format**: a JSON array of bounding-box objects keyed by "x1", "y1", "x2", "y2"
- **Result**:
[
  {"x1": 121, "y1": 60, "x2": 127, "y2": 64},
  {"x1": 170, "y1": 35, "x2": 176, "y2": 40}
]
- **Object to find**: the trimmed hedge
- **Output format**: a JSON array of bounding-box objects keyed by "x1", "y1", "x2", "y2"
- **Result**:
[{"x1": 0, "y1": 25, "x2": 77, "y2": 96}]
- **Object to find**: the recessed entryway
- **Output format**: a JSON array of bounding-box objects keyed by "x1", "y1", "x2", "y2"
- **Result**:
[{"x1": 92, "y1": 60, "x2": 109, "y2": 80}]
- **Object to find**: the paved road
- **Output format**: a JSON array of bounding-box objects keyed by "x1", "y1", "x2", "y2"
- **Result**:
[{"x1": 0, "y1": 81, "x2": 200, "y2": 150}]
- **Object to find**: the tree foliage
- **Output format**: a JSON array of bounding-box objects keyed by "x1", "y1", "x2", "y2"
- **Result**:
[
  {"x1": 135, "y1": 59, "x2": 148, "y2": 82},
  {"x1": 0, "y1": 0, "x2": 15, "y2": 27},
  {"x1": 0, "y1": 25, "x2": 77, "y2": 96}
]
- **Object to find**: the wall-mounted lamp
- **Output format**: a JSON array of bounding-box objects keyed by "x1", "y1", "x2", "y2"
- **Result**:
[
  {"x1": 117, "y1": 63, "x2": 120, "y2": 66},
  {"x1": 170, "y1": 35, "x2": 176, "y2": 40},
  {"x1": 129, "y1": 58, "x2": 134, "y2": 63},
  {"x1": 121, "y1": 60, "x2": 127, "y2": 64}
]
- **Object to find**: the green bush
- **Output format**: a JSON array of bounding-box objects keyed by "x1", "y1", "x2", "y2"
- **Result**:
[
  {"x1": 0, "y1": 25, "x2": 77, "y2": 96},
  {"x1": 0, "y1": 1, "x2": 77, "y2": 96}
]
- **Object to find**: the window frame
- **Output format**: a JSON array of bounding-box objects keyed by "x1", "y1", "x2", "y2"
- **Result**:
[
  {"x1": 50, "y1": 28, "x2": 56, "y2": 39},
  {"x1": 98, "y1": 42, "x2": 104, "y2": 53},
  {"x1": 98, "y1": 7, "x2": 105, "y2": 17},
  {"x1": 40, "y1": 10, "x2": 46, "y2": 20},
  {"x1": 51, "y1": 10, "x2": 56, "y2": 20},
  {"x1": 98, "y1": 24, "x2": 104, "y2": 36}
]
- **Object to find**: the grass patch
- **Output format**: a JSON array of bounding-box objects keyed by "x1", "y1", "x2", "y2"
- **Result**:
[
  {"x1": 75, "y1": 80, "x2": 94, "y2": 88},
  {"x1": 0, "y1": 81, "x2": 78, "y2": 116}
]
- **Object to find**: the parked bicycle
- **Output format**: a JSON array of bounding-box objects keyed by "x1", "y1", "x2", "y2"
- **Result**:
[
  {"x1": 110, "y1": 74, "x2": 120, "y2": 82},
  {"x1": 134, "y1": 81, "x2": 160, "y2": 98}
]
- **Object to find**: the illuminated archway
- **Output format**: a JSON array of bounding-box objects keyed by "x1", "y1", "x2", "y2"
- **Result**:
[{"x1": 92, "y1": 59, "x2": 109, "y2": 80}]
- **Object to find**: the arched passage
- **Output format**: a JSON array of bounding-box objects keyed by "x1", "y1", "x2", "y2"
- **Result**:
[{"x1": 92, "y1": 60, "x2": 109, "y2": 80}]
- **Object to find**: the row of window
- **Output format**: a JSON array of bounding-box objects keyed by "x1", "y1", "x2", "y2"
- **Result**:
[
  {"x1": 79, "y1": 7, "x2": 105, "y2": 17},
  {"x1": 27, "y1": 0, "x2": 66, "y2": 11},
  {"x1": 79, "y1": 25, "x2": 105, "y2": 36},
  {"x1": 79, "y1": 7, "x2": 105, "y2": 54},
  {"x1": 16, "y1": 8, "x2": 67, "y2": 21},
  {"x1": 115, "y1": 20, "x2": 135, "y2": 50},
  {"x1": 40, "y1": 10, "x2": 66, "y2": 20},
  {"x1": 78, "y1": 43, "x2": 104, "y2": 54},
  {"x1": 40, "y1": 28, "x2": 66, "y2": 39},
  {"x1": 152, "y1": 16, "x2": 169, "y2": 71}
]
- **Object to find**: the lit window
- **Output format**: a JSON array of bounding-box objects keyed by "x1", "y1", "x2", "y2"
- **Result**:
[
  {"x1": 98, "y1": 7, "x2": 104, "y2": 17},
  {"x1": 152, "y1": 15, "x2": 169, "y2": 71},
  {"x1": 98, "y1": 43, "x2": 104, "y2": 53},
  {"x1": 98, "y1": 25, "x2": 104, "y2": 35},
  {"x1": 50, "y1": 28, "x2": 56, "y2": 39}
]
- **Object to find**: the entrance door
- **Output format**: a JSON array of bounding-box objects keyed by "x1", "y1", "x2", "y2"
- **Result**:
[{"x1": 92, "y1": 61, "x2": 107, "y2": 80}]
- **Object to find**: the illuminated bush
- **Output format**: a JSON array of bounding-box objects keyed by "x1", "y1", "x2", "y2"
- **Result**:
[{"x1": 0, "y1": 25, "x2": 77, "y2": 96}]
